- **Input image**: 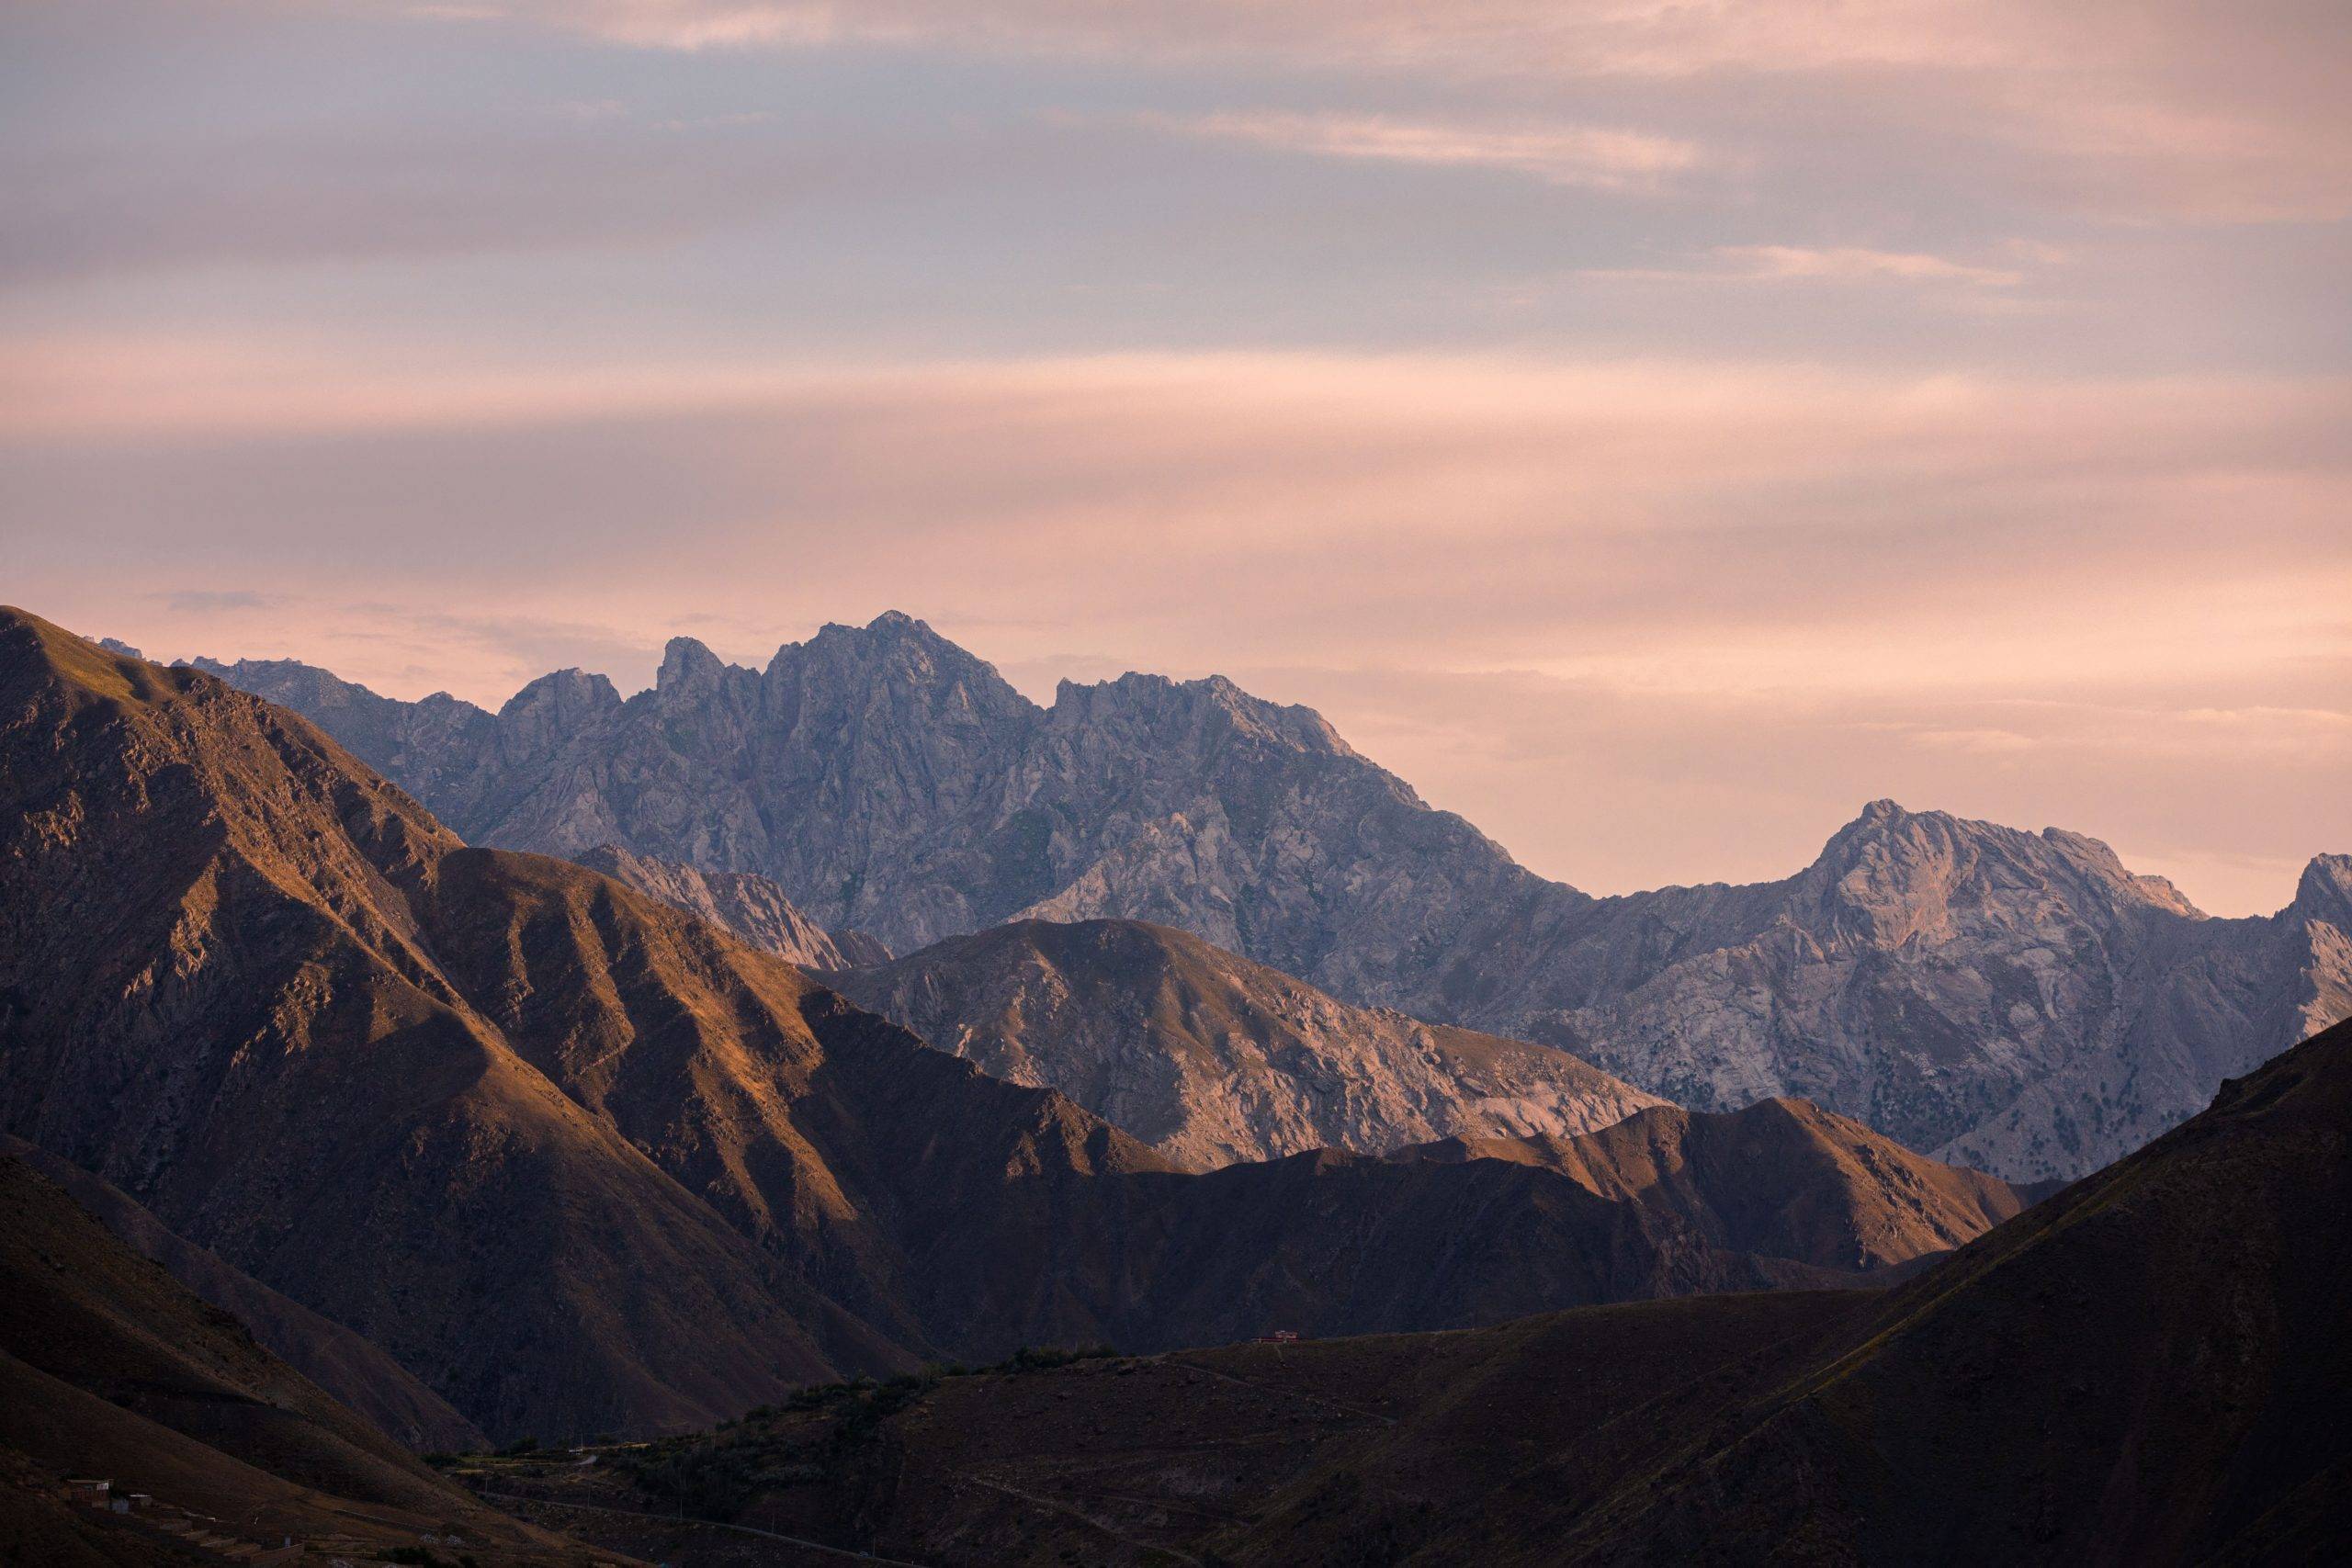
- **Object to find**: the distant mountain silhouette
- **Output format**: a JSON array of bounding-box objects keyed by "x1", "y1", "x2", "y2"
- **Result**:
[{"x1": 201, "y1": 619, "x2": 2346, "y2": 1179}]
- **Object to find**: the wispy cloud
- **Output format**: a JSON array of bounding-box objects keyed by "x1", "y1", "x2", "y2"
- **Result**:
[
  {"x1": 1135, "y1": 110, "x2": 1703, "y2": 191},
  {"x1": 1713, "y1": 246, "x2": 2024, "y2": 288},
  {"x1": 1577, "y1": 243, "x2": 2048, "y2": 300},
  {"x1": 161, "y1": 589, "x2": 274, "y2": 614},
  {"x1": 419, "y1": 1, "x2": 2349, "y2": 223}
]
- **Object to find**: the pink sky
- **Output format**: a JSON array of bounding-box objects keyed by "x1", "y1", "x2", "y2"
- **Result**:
[{"x1": 4, "y1": 0, "x2": 2347, "y2": 913}]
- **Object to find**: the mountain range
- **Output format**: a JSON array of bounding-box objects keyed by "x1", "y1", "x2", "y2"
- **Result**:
[
  {"x1": 199, "y1": 615, "x2": 2351, "y2": 1179},
  {"x1": 458, "y1": 1014, "x2": 2352, "y2": 1567},
  {"x1": 2, "y1": 609, "x2": 2030, "y2": 1450}
]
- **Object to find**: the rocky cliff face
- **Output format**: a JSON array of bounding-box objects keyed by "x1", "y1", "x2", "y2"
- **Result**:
[
  {"x1": 201, "y1": 619, "x2": 2347, "y2": 1181},
  {"x1": 830, "y1": 919, "x2": 1663, "y2": 1169}
]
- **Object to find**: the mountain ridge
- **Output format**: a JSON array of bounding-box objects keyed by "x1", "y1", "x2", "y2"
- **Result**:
[
  {"x1": 0, "y1": 1151, "x2": 584, "y2": 1564},
  {"x1": 200, "y1": 616, "x2": 2348, "y2": 1179}
]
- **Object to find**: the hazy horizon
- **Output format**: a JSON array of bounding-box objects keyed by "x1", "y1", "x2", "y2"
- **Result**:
[{"x1": 6, "y1": 0, "x2": 2348, "y2": 917}]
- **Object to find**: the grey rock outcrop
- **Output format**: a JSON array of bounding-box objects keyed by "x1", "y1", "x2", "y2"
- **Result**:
[
  {"x1": 574, "y1": 845, "x2": 888, "y2": 969},
  {"x1": 829, "y1": 919, "x2": 1664, "y2": 1170},
  {"x1": 200, "y1": 619, "x2": 2349, "y2": 1181}
]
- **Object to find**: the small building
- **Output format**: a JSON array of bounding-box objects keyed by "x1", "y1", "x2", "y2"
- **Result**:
[{"x1": 66, "y1": 1479, "x2": 110, "y2": 1506}]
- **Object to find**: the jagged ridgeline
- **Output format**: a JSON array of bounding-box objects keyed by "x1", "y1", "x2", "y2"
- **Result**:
[{"x1": 202, "y1": 613, "x2": 2349, "y2": 1179}]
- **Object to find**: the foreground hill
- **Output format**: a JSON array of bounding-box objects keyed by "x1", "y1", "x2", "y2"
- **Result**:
[
  {"x1": 4, "y1": 609, "x2": 2023, "y2": 1444},
  {"x1": 202, "y1": 619, "x2": 2347, "y2": 1179},
  {"x1": 471, "y1": 1016, "x2": 2352, "y2": 1567},
  {"x1": 1, "y1": 1135, "x2": 481, "y2": 1454},
  {"x1": 0, "y1": 1155, "x2": 587, "y2": 1566},
  {"x1": 831, "y1": 918, "x2": 1662, "y2": 1168}
]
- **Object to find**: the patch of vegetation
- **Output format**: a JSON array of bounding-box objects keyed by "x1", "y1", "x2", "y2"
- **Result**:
[
  {"x1": 381, "y1": 1549, "x2": 481, "y2": 1568},
  {"x1": 1002, "y1": 1343, "x2": 1117, "y2": 1373}
]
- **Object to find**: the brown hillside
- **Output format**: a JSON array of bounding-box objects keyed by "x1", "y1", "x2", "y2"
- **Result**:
[
  {"x1": 2, "y1": 1134, "x2": 481, "y2": 1453},
  {"x1": 0, "y1": 1155, "x2": 590, "y2": 1565},
  {"x1": 1394, "y1": 1095, "x2": 2031, "y2": 1270}
]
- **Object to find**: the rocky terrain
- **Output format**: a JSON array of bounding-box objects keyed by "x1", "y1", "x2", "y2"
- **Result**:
[
  {"x1": 574, "y1": 845, "x2": 888, "y2": 969},
  {"x1": 203, "y1": 617, "x2": 2348, "y2": 1181},
  {"x1": 4, "y1": 610, "x2": 2027, "y2": 1448},
  {"x1": 498, "y1": 1015, "x2": 2352, "y2": 1567},
  {"x1": 1456, "y1": 802, "x2": 2352, "y2": 1181},
  {"x1": 830, "y1": 918, "x2": 1663, "y2": 1168}
]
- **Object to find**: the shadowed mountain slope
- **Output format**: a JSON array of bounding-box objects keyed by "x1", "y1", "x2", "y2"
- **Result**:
[
  {"x1": 202, "y1": 623, "x2": 2347, "y2": 1180},
  {"x1": 1, "y1": 1134, "x2": 481, "y2": 1454},
  {"x1": 1389, "y1": 1093, "x2": 2032, "y2": 1272},
  {"x1": 1, "y1": 607, "x2": 1140, "y2": 1438},
  {"x1": 0, "y1": 1154, "x2": 585, "y2": 1566},
  {"x1": 831, "y1": 917, "x2": 1663, "y2": 1168},
  {"x1": 511, "y1": 1017, "x2": 2352, "y2": 1568}
]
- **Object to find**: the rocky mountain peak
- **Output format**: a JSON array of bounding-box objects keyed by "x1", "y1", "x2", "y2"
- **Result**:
[
  {"x1": 656, "y1": 635, "x2": 728, "y2": 695},
  {"x1": 777, "y1": 611, "x2": 1032, "y2": 719},
  {"x1": 499, "y1": 666, "x2": 620, "y2": 720},
  {"x1": 2293, "y1": 852, "x2": 2352, "y2": 924},
  {"x1": 1047, "y1": 670, "x2": 1360, "y2": 760},
  {"x1": 1808, "y1": 801, "x2": 2195, "y2": 924}
]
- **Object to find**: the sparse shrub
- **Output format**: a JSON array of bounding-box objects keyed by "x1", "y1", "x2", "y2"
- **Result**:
[{"x1": 1005, "y1": 1342, "x2": 1117, "y2": 1373}]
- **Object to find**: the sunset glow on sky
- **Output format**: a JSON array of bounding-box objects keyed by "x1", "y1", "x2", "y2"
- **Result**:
[{"x1": 4, "y1": 0, "x2": 2347, "y2": 912}]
